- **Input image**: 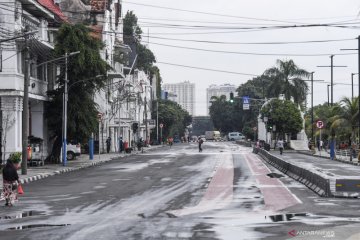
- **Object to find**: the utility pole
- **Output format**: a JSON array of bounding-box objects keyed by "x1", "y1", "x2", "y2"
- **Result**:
[
  {"x1": 62, "y1": 52, "x2": 68, "y2": 166},
  {"x1": 59, "y1": 51, "x2": 80, "y2": 166},
  {"x1": 311, "y1": 72, "x2": 314, "y2": 144},
  {"x1": 302, "y1": 74, "x2": 324, "y2": 144},
  {"x1": 351, "y1": 73, "x2": 359, "y2": 101},
  {"x1": 21, "y1": 34, "x2": 30, "y2": 175},
  {"x1": 156, "y1": 100, "x2": 159, "y2": 143},
  {"x1": 317, "y1": 55, "x2": 347, "y2": 106},
  {"x1": 144, "y1": 86, "x2": 148, "y2": 145},
  {"x1": 327, "y1": 84, "x2": 330, "y2": 106}
]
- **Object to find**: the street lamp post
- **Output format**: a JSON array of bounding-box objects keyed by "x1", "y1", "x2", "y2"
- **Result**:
[
  {"x1": 304, "y1": 73, "x2": 325, "y2": 144},
  {"x1": 61, "y1": 51, "x2": 80, "y2": 166},
  {"x1": 156, "y1": 100, "x2": 159, "y2": 144},
  {"x1": 311, "y1": 72, "x2": 314, "y2": 144},
  {"x1": 264, "y1": 116, "x2": 268, "y2": 144},
  {"x1": 144, "y1": 86, "x2": 148, "y2": 146},
  {"x1": 34, "y1": 51, "x2": 80, "y2": 166},
  {"x1": 327, "y1": 84, "x2": 330, "y2": 106}
]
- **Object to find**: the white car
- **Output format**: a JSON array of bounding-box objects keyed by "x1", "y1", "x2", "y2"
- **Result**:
[
  {"x1": 62, "y1": 142, "x2": 81, "y2": 160},
  {"x1": 228, "y1": 132, "x2": 245, "y2": 141}
]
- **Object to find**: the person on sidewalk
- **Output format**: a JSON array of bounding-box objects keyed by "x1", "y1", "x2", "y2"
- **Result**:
[
  {"x1": 277, "y1": 139, "x2": 284, "y2": 155},
  {"x1": 2, "y1": 159, "x2": 20, "y2": 206},
  {"x1": 119, "y1": 137, "x2": 124, "y2": 153},
  {"x1": 320, "y1": 139, "x2": 324, "y2": 151},
  {"x1": 106, "y1": 137, "x2": 111, "y2": 153},
  {"x1": 316, "y1": 139, "x2": 320, "y2": 151}
]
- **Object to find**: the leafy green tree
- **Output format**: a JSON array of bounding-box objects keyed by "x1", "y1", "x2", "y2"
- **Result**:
[
  {"x1": 209, "y1": 95, "x2": 244, "y2": 134},
  {"x1": 237, "y1": 76, "x2": 270, "y2": 99},
  {"x1": 150, "y1": 66, "x2": 162, "y2": 99},
  {"x1": 261, "y1": 99, "x2": 303, "y2": 139},
  {"x1": 331, "y1": 97, "x2": 358, "y2": 143},
  {"x1": 123, "y1": 11, "x2": 156, "y2": 73},
  {"x1": 305, "y1": 103, "x2": 343, "y2": 142},
  {"x1": 263, "y1": 60, "x2": 309, "y2": 107},
  {"x1": 151, "y1": 100, "x2": 192, "y2": 142},
  {"x1": 123, "y1": 11, "x2": 142, "y2": 41},
  {"x1": 46, "y1": 24, "x2": 108, "y2": 162}
]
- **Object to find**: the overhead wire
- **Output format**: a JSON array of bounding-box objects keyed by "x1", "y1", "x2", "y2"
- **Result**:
[
  {"x1": 138, "y1": 35, "x2": 356, "y2": 45},
  {"x1": 157, "y1": 61, "x2": 259, "y2": 76},
  {"x1": 122, "y1": 1, "x2": 308, "y2": 25},
  {"x1": 143, "y1": 41, "x2": 358, "y2": 57}
]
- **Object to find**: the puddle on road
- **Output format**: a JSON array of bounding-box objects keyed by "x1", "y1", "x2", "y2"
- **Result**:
[
  {"x1": 266, "y1": 213, "x2": 308, "y2": 222},
  {"x1": 7, "y1": 224, "x2": 70, "y2": 230},
  {"x1": 266, "y1": 173, "x2": 284, "y2": 178},
  {"x1": 0, "y1": 211, "x2": 46, "y2": 220}
]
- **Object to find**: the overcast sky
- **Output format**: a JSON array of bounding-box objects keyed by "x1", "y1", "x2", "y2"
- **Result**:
[{"x1": 123, "y1": 0, "x2": 360, "y2": 116}]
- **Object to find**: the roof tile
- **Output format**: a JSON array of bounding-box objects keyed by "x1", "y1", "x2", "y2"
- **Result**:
[
  {"x1": 91, "y1": 0, "x2": 106, "y2": 12},
  {"x1": 37, "y1": 0, "x2": 68, "y2": 22}
]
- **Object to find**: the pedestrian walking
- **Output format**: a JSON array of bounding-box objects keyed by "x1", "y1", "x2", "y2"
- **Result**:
[
  {"x1": 316, "y1": 139, "x2": 320, "y2": 151},
  {"x1": 198, "y1": 137, "x2": 204, "y2": 152},
  {"x1": 2, "y1": 159, "x2": 20, "y2": 206},
  {"x1": 106, "y1": 137, "x2": 111, "y2": 153},
  {"x1": 168, "y1": 137, "x2": 173, "y2": 148},
  {"x1": 320, "y1": 139, "x2": 324, "y2": 151},
  {"x1": 277, "y1": 139, "x2": 284, "y2": 155},
  {"x1": 119, "y1": 137, "x2": 123, "y2": 153}
]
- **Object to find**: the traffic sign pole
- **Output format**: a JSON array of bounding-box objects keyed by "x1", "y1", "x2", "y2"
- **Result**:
[{"x1": 160, "y1": 123, "x2": 163, "y2": 144}]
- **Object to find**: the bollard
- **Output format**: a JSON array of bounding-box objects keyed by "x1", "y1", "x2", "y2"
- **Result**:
[{"x1": 89, "y1": 133, "x2": 94, "y2": 160}]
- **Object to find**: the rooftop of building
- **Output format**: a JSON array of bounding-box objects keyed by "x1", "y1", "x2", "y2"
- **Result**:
[{"x1": 37, "y1": 0, "x2": 68, "y2": 22}]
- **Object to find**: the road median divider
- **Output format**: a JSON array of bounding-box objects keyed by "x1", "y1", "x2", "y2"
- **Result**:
[{"x1": 253, "y1": 147, "x2": 332, "y2": 197}]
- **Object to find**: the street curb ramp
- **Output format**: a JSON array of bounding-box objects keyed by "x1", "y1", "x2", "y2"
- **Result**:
[{"x1": 253, "y1": 147, "x2": 332, "y2": 197}]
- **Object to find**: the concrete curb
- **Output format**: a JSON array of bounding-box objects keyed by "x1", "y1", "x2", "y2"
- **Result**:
[
  {"x1": 9, "y1": 145, "x2": 165, "y2": 187},
  {"x1": 19, "y1": 158, "x2": 114, "y2": 185}
]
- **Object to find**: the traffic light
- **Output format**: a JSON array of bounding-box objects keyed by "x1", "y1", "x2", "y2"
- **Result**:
[
  {"x1": 132, "y1": 122, "x2": 138, "y2": 133},
  {"x1": 230, "y1": 92, "x2": 234, "y2": 103}
]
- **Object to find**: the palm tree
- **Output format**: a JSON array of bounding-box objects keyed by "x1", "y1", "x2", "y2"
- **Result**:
[
  {"x1": 331, "y1": 97, "x2": 359, "y2": 143},
  {"x1": 264, "y1": 59, "x2": 310, "y2": 106}
]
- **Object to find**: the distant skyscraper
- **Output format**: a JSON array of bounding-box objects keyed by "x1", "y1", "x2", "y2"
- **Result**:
[
  {"x1": 207, "y1": 84, "x2": 237, "y2": 115},
  {"x1": 163, "y1": 81, "x2": 195, "y2": 116}
]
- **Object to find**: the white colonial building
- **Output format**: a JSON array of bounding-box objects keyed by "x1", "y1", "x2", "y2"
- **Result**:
[
  {"x1": 0, "y1": 0, "x2": 156, "y2": 164},
  {"x1": 0, "y1": 0, "x2": 68, "y2": 162},
  {"x1": 61, "y1": 0, "x2": 155, "y2": 151}
]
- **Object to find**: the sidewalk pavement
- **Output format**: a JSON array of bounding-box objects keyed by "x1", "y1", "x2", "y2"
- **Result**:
[
  {"x1": 0, "y1": 145, "x2": 163, "y2": 189},
  {"x1": 303, "y1": 149, "x2": 359, "y2": 166}
]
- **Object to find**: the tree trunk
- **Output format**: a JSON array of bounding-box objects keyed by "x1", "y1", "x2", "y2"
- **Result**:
[{"x1": 46, "y1": 136, "x2": 62, "y2": 164}]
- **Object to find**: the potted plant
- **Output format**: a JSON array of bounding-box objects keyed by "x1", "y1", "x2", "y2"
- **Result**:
[{"x1": 9, "y1": 152, "x2": 22, "y2": 169}]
